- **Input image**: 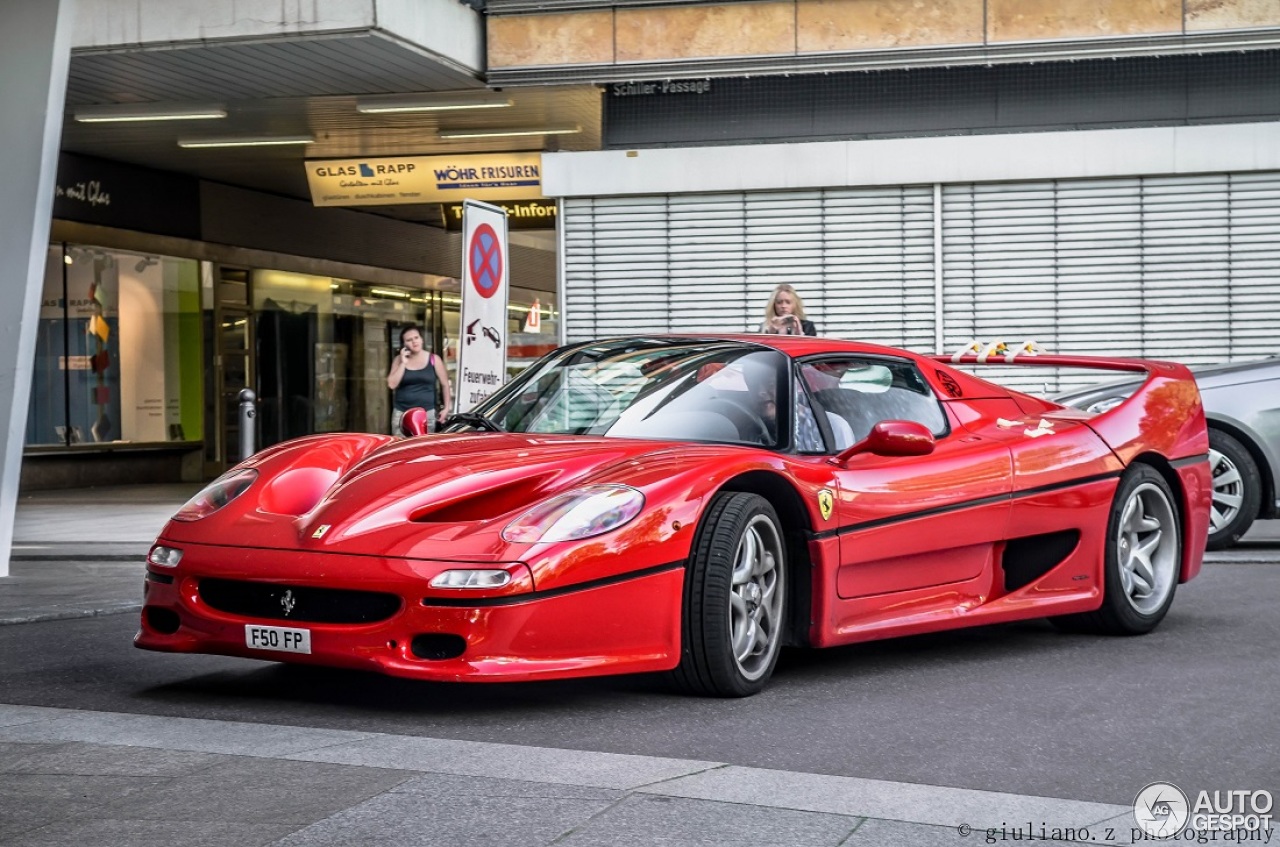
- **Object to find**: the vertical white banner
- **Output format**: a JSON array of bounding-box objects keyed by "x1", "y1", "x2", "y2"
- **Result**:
[{"x1": 456, "y1": 199, "x2": 510, "y2": 412}]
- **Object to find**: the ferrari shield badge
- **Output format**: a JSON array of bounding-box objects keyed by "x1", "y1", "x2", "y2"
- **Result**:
[
  {"x1": 312, "y1": 524, "x2": 331, "y2": 539},
  {"x1": 817, "y1": 489, "x2": 834, "y2": 521}
]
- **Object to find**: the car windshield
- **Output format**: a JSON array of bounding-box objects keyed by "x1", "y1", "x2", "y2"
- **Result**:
[{"x1": 466, "y1": 340, "x2": 787, "y2": 448}]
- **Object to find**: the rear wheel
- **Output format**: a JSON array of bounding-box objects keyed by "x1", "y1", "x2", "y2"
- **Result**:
[
  {"x1": 1052, "y1": 465, "x2": 1181, "y2": 635},
  {"x1": 1206, "y1": 429, "x2": 1261, "y2": 550},
  {"x1": 672, "y1": 492, "x2": 787, "y2": 697}
]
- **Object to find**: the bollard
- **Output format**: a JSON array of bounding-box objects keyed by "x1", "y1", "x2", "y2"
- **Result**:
[{"x1": 238, "y1": 388, "x2": 257, "y2": 460}]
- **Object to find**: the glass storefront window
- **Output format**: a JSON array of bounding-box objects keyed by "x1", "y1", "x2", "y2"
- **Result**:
[
  {"x1": 26, "y1": 244, "x2": 203, "y2": 447},
  {"x1": 252, "y1": 272, "x2": 445, "y2": 442},
  {"x1": 439, "y1": 284, "x2": 559, "y2": 387},
  {"x1": 507, "y1": 284, "x2": 558, "y2": 376}
]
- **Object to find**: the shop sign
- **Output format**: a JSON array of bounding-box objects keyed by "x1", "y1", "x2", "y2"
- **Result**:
[
  {"x1": 441, "y1": 199, "x2": 556, "y2": 231},
  {"x1": 53, "y1": 153, "x2": 200, "y2": 240},
  {"x1": 610, "y1": 79, "x2": 712, "y2": 97},
  {"x1": 306, "y1": 153, "x2": 543, "y2": 207}
]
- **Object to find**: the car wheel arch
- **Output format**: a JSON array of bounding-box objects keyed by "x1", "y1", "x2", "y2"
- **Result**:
[
  {"x1": 717, "y1": 470, "x2": 814, "y2": 648},
  {"x1": 1128, "y1": 452, "x2": 1203, "y2": 580},
  {"x1": 1127, "y1": 453, "x2": 1184, "y2": 519},
  {"x1": 1206, "y1": 420, "x2": 1276, "y2": 521}
]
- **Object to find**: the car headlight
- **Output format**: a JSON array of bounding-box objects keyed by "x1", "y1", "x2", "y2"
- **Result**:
[
  {"x1": 172, "y1": 468, "x2": 259, "y2": 522},
  {"x1": 502, "y1": 484, "x2": 645, "y2": 543},
  {"x1": 148, "y1": 545, "x2": 183, "y2": 567},
  {"x1": 430, "y1": 569, "x2": 513, "y2": 589},
  {"x1": 1085, "y1": 396, "x2": 1126, "y2": 414}
]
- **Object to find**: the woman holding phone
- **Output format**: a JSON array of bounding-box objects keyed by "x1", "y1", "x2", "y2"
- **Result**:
[
  {"x1": 759, "y1": 284, "x2": 817, "y2": 336},
  {"x1": 387, "y1": 324, "x2": 452, "y2": 435}
]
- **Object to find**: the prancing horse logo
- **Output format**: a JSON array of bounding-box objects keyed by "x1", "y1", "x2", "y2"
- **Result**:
[
  {"x1": 817, "y1": 489, "x2": 834, "y2": 521},
  {"x1": 280, "y1": 590, "x2": 296, "y2": 617}
]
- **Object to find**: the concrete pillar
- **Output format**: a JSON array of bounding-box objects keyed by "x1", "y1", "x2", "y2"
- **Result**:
[{"x1": 0, "y1": 0, "x2": 74, "y2": 577}]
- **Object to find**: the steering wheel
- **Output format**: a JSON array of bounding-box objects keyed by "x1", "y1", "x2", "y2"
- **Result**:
[{"x1": 706, "y1": 397, "x2": 772, "y2": 445}]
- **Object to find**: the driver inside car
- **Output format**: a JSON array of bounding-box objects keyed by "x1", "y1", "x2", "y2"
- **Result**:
[
  {"x1": 742, "y1": 362, "x2": 855, "y2": 451},
  {"x1": 740, "y1": 361, "x2": 781, "y2": 442}
]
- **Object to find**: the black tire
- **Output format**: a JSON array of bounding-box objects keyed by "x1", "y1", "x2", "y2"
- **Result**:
[
  {"x1": 1206, "y1": 428, "x2": 1262, "y2": 551},
  {"x1": 1051, "y1": 465, "x2": 1181, "y2": 636},
  {"x1": 671, "y1": 492, "x2": 787, "y2": 697}
]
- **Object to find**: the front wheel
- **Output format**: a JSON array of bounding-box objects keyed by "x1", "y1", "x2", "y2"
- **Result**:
[
  {"x1": 672, "y1": 492, "x2": 787, "y2": 697},
  {"x1": 1052, "y1": 465, "x2": 1181, "y2": 635}
]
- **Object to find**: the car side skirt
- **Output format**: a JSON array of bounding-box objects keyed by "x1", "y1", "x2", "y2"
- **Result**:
[{"x1": 807, "y1": 477, "x2": 1121, "y2": 648}]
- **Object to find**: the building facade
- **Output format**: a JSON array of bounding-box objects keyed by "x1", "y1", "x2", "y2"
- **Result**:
[
  {"x1": 12, "y1": 1, "x2": 571, "y2": 495},
  {"x1": 7, "y1": 0, "x2": 1280, "y2": 519},
  {"x1": 487, "y1": 0, "x2": 1280, "y2": 392}
]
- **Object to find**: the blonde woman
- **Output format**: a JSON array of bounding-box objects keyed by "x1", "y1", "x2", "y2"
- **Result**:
[{"x1": 759, "y1": 284, "x2": 817, "y2": 336}]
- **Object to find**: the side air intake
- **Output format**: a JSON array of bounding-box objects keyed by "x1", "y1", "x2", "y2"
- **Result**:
[{"x1": 1002, "y1": 530, "x2": 1080, "y2": 592}]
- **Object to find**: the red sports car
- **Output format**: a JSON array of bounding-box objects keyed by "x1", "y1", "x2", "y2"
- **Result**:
[{"x1": 137, "y1": 336, "x2": 1212, "y2": 696}]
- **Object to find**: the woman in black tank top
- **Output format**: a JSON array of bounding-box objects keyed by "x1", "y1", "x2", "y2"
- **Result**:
[{"x1": 387, "y1": 324, "x2": 453, "y2": 435}]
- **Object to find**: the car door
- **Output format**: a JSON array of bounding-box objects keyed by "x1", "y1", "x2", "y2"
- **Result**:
[{"x1": 802, "y1": 356, "x2": 1013, "y2": 639}]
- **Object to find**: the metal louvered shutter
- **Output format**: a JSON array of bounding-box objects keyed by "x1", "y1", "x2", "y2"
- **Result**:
[
  {"x1": 942, "y1": 173, "x2": 1280, "y2": 393},
  {"x1": 562, "y1": 187, "x2": 937, "y2": 347}
]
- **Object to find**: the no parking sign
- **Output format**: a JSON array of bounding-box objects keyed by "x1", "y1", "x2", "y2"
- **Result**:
[{"x1": 456, "y1": 200, "x2": 510, "y2": 412}]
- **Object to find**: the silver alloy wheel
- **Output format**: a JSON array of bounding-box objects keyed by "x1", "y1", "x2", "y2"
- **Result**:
[
  {"x1": 1208, "y1": 446, "x2": 1245, "y2": 533},
  {"x1": 728, "y1": 513, "x2": 785, "y2": 681},
  {"x1": 1116, "y1": 481, "x2": 1179, "y2": 615}
]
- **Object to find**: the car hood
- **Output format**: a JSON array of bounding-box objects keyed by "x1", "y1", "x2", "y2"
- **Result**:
[{"x1": 160, "y1": 432, "x2": 758, "y2": 561}]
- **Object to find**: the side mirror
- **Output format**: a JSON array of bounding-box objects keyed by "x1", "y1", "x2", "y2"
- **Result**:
[
  {"x1": 400, "y1": 406, "x2": 430, "y2": 437},
  {"x1": 830, "y1": 420, "x2": 935, "y2": 466}
]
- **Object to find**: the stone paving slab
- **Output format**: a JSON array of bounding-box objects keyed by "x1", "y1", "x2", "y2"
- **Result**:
[
  {"x1": 284, "y1": 733, "x2": 720, "y2": 791},
  {"x1": 0, "y1": 560, "x2": 144, "y2": 624},
  {"x1": 2, "y1": 819, "x2": 299, "y2": 847},
  {"x1": 0, "y1": 707, "x2": 379, "y2": 759},
  {"x1": 639, "y1": 764, "x2": 1129, "y2": 832},
  {"x1": 274, "y1": 791, "x2": 618, "y2": 847}
]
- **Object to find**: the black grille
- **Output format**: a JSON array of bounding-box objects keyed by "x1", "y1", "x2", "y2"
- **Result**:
[{"x1": 199, "y1": 579, "x2": 401, "y2": 624}]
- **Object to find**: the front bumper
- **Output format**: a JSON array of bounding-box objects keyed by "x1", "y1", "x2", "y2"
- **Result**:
[{"x1": 135, "y1": 543, "x2": 684, "y2": 682}]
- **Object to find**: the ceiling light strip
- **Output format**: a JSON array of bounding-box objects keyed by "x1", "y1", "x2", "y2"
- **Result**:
[
  {"x1": 437, "y1": 126, "x2": 581, "y2": 139},
  {"x1": 177, "y1": 136, "x2": 315, "y2": 149},
  {"x1": 356, "y1": 95, "x2": 514, "y2": 114},
  {"x1": 75, "y1": 104, "x2": 228, "y2": 123}
]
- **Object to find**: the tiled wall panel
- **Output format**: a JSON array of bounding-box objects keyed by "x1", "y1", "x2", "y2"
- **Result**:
[
  {"x1": 797, "y1": 0, "x2": 984, "y2": 51},
  {"x1": 1187, "y1": 0, "x2": 1280, "y2": 30},
  {"x1": 487, "y1": 11, "x2": 614, "y2": 68},
  {"x1": 987, "y1": 0, "x2": 1181, "y2": 41},
  {"x1": 488, "y1": 0, "x2": 1277, "y2": 69},
  {"x1": 616, "y1": 3, "x2": 795, "y2": 61}
]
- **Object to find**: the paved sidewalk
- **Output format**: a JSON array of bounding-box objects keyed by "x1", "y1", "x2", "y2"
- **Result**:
[
  {"x1": 2, "y1": 484, "x2": 196, "y2": 625},
  {"x1": 1, "y1": 704, "x2": 1139, "y2": 847}
]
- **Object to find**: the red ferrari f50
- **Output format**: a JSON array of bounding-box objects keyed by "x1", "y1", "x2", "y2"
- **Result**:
[{"x1": 137, "y1": 336, "x2": 1211, "y2": 696}]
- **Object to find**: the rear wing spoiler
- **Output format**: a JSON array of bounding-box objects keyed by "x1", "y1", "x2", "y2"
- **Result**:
[
  {"x1": 933, "y1": 339, "x2": 1161, "y2": 374},
  {"x1": 930, "y1": 338, "x2": 1187, "y2": 379},
  {"x1": 930, "y1": 342, "x2": 1207, "y2": 465},
  {"x1": 932, "y1": 352, "x2": 1166, "y2": 375}
]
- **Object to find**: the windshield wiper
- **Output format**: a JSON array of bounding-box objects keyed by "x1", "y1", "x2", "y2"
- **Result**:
[{"x1": 444, "y1": 411, "x2": 505, "y2": 432}]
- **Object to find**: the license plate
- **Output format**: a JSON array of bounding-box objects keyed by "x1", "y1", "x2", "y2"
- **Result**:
[{"x1": 244, "y1": 624, "x2": 311, "y2": 654}]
